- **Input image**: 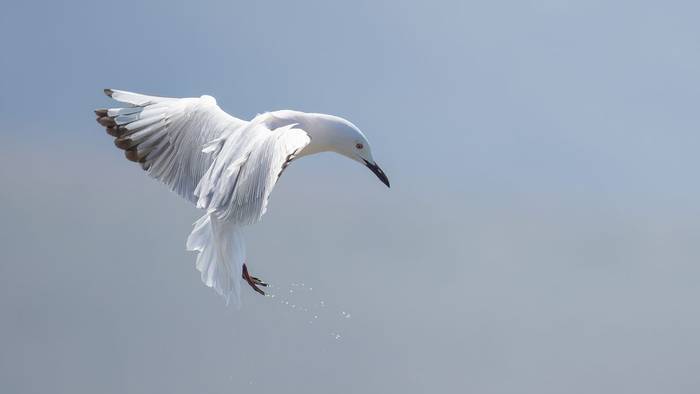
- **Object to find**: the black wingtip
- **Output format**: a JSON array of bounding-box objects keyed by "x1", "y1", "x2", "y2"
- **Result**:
[
  {"x1": 97, "y1": 116, "x2": 116, "y2": 127},
  {"x1": 104, "y1": 88, "x2": 113, "y2": 97}
]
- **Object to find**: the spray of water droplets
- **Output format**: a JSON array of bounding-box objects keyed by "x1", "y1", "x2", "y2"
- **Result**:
[{"x1": 263, "y1": 281, "x2": 352, "y2": 340}]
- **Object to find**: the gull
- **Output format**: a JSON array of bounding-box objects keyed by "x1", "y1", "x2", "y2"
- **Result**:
[{"x1": 94, "y1": 89, "x2": 390, "y2": 306}]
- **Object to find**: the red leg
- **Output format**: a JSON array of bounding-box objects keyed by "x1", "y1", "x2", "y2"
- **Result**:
[{"x1": 242, "y1": 263, "x2": 267, "y2": 295}]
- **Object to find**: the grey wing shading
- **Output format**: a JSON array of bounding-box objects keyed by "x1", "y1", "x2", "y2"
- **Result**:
[
  {"x1": 195, "y1": 120, "x2": 311, "y2": 225},
  {"x1": 94, "y1": 89, "x2": 247, "y2": 204}
]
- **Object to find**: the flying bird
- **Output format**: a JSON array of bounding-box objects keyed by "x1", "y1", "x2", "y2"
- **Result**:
[{"x1": 94, "y1": 89, "x2": 389, "y2": 305}]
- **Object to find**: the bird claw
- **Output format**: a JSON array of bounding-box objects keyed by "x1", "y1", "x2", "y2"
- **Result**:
[
  {"x1": 242, "y1": 263, "x2": 267, "y2": 295},
  {"x1": 250, "y1": 276, "x2": 268, "y2": 287}
]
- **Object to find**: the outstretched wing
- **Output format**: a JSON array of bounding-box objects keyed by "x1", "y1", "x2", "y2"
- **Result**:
[
  {"x1": 195, "y1": 118, "x2": 311, "y2": 225},
  {"x1": 95, "y1": 89, "x2": 247, "y2": 204}
]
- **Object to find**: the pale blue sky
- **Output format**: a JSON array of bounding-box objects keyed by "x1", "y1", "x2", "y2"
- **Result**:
[{"x1": 2, "y1": 1, "x2": 700, "y2": 393}]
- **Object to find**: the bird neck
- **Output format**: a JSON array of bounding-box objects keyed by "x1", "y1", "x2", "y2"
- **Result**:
[{"x1": 290, "y1": 112, "x2": 353, "y2": 158}]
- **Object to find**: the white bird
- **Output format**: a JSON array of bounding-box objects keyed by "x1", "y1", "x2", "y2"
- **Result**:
[{"x1": 95, "y1": 89, "x2": 390, "y2": 306}]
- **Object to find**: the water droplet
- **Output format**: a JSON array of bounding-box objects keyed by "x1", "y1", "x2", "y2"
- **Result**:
[
  {"x1": 308, "y1": 287, "x2": 313, "y2": 291},
  {"x1": 289, "y1": 289, "x2": 294, "y2": 294},
  {"x1": 314, "y1": 315, "x2": 318, "y2": 319}
]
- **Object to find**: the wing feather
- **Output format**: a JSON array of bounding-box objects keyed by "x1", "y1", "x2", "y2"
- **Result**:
[
  {"x1": 195, "y1": 119, "x2": 311, "y2": 225},
  {"x1": 96, "y1": 89, "x2": 247, "y2": 203}
]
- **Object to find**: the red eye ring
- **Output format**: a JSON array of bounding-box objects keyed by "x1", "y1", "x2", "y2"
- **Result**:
[{"x1": 356, "y1": 143, "x2": 364, "y2": 149}]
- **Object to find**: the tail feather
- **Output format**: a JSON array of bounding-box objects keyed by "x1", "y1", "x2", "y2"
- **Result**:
[{"x1": 186, "y1": 214, "x2": 244, "y2": 306}]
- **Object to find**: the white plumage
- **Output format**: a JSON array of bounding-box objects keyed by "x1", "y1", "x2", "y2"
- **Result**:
[{"x1": 95, "y1": 89, "x2": 389, "y2": 306}]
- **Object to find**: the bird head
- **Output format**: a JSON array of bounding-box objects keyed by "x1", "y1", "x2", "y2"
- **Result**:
[{"x1": 323, "y1": 116, "x2": 390, "y2": 188}]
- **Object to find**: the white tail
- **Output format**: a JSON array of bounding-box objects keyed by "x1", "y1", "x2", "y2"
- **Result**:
[{"x1": 186, "y1": 214, "x2": 245, "y2": 306}]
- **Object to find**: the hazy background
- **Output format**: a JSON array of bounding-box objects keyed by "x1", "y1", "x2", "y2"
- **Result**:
[{"x1": 2, "y1": 0, "x2": 700, "y2": 393}]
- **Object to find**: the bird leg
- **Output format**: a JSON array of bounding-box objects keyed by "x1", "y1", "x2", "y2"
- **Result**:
[{"x1": 242, "y1": 263, "x2": 267, "y2": 295}]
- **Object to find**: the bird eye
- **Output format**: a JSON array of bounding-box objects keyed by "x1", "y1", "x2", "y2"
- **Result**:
[{"x1": 355, "y1": 143, "x2": 364, "y2": 149}]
